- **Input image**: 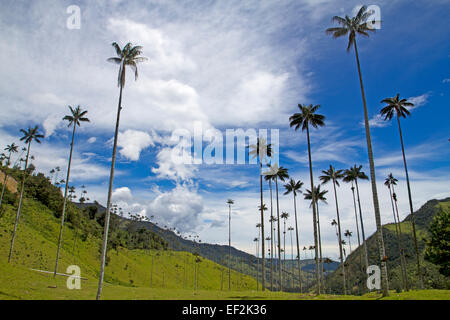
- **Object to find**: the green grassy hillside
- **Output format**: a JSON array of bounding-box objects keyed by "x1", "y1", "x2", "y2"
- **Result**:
[
  {"x1": 0, "y1": 197, "x2": 257, "y2": 295},
  {"x1": 325, "y1": 198, "x2": 450, "y2": 294}
]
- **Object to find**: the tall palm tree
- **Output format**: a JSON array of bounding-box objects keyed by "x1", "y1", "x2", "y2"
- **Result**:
[
  {"x1": 256, "y1": 222, "x2": 262, "y2": 291},
  {"x1": 263, "y1": 169, "x2": 275, "y2": 291},
  {"x1": 343, "y1": 167, "x2": 363, "y2": 269},
  {"x1": 343, "y1": 165, "x2": 370, "y2": 270},
  {"x1": 344, "y1": 230, "x2": 353, "y2": 252},
  {"x1": 385, "y1": 173, "x2": 409, "y2": 291},
  {"x1": 380, "y1": 94, "x2": 423, "y2": 288},
  {"x1": 97, "y1": 42, "x2": 147, "y2": 300},
  {"x1": 249, "y1": 137, "x2": 272, "y2": 291},
  {"x1": 0, "y1": 143, "x2": 19, "y2": 209},
  {"x1": 287, "y1": 226, "x2": 294, "y2": 289},
  {"x1": 326, "y1": 5, "x2": 388, "y2": 296},
  {"x1": 8, "y1": 126, "x2": 44, "y2": 262},
  {"x1": 281, "y1": 211, "x2": 289, "y2": 281},
  {"x1": 284, "y1": 178, "x2": 304, "y2": 292},
  {"x1": 320, "y1": 165, "x2": 346, "y2": 294},
  {"x1": 304, "y1": 185, "x2": 328, "y2": 292},
  {"x1": 54, "y1": 106, "x2": 90, "y2": 276},
  {"x1": 289, "y1": 104, "x2": 325, "y2": 294},
  {"x1": 264, "y1": 163, "x2": 289, "y2": 291},
  {"x1": 253, "y1": 237, "x2": 259, "y2": 291},
  {"x1": 226, "y1": 199, "x2": 234, "y2": 290}
]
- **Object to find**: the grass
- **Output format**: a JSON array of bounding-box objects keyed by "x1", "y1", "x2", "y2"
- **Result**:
[{"x1": 0, "y1": 196, "x2": 449, "y2": 300}]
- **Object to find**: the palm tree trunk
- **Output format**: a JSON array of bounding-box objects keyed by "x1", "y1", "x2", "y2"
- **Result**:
[
  {"x1": 353, "y1": 39, "x2": 389, "y2": 296},
  {"x1": 305, "y1": 125, "x2": 320, "y2": 294},
  {"x1": 275, "y1": 178, "x2": 282, "y2": 291},
  {"x1": 259, "y1": 163, "x2": 266, "y2": 291},
  {"x1": 392, "y1": 184, "x2": 409, "y2": 291},
  {"x1": 96, "y1": 84, "x2": 123, "y2": 300},
  {"x1": 257, "y1": 227, "x2": 260, "y2": 291},
  {"x1": 293, "y1": 194, "x2": 302, "y2": 292},
  {"x1": 268, "y1": 180, "x2": 273, "y2": 291},
  {"x1": 355, "y1": 179, "x2": 369, "y2": 270},
  {"x1": 228, "y1": 203, "x2": 231, "y2": 290},
  {"x1": 290, "y1": 228, "x2": 294, "y2": 289},
  {"x1": 333, "y1": 179, "x2": 346, "y2": 295},
  {"x1": 388, "y1": 185, "x2": 407, "y2": 291},
  {"x1": 54, "y1": 124, "x2": 77, "y2": 276},
  {"x1": 283, "y1": 219, "x2": 286, "y2": 289},
  {"x1": 396, "y1": 115, "x2": 423, "y2": 289},
  {"x1": 350, "y1": 183, "x2": 363, "y2": 272},
  {"x1": 316, "y1": 203, "x2": 325, "y2": 293},
  {"x1": 8, "y1": 140, "x2": 32, "y2": 263}
]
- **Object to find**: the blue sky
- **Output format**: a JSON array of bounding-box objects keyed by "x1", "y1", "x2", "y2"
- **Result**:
[{"x1": 0, "y1": 0, "x2": 449, "y2": 260}]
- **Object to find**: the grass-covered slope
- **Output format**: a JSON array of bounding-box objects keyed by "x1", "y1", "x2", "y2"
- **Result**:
[{"x1": 325, "y1": 198, "x2": 450, "y2": 294}]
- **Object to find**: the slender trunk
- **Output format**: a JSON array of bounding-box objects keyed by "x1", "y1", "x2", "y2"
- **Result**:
[
  {"x1": 316, "y1": 203, "x2": 325, "y2": 293},
  {"x1": 228, "y1": 204, "x2": 231, "y2": 290},
  {"x1": 54, "y1": 124, "x2": 77, "y2": 276},
  {"x1": 283, "y1": 219, "x2": 286, "y2": 289},
  {"x1": 259, "y1": 163, "x2": 266, "y2": 291},
  {"x1": 8, "y1": 140, "x2": 32, "y2": 263},
  {"x1": 305, "y1": 125, "x2": 320, "y2": 294},
  {"x1": 351, "y1": 183, "x2": 363, "y2": 272},
  {"x1": 333, "y1": 179, "x2": 346, "y2": 295},
  {"x1": 355, "y1": 179, "x2": 369, "y2": 270},
  {"x1": 354, "y1": 39, "x2": 389, "y2": 296},
  {"x1": 275, "y1": 178, "x2": 282, "y2": 291},
  {"x1": 388, "y1": 185, "x2": 407, "y2": 291},
  {"x1": 257, "y1": 227, "x2": 260, "y2": 291},
  {"x1": 269, "y1": 179, "x2": 273, "y2": 291},
  {"x1": 290, "y1": 228, "x2": 293, "y2": 290},
  {"x1": 392, "y1": 184, "x2": 409, "y2": 291},
  {"x1": 397, "y1": 115, "x2": 423, "y2": 289},
  {"x1": 293, "y1": 194, "x2": 302, "y2": 292},
  {"x1": 96, "y1": 85, "x2": 124, "y2": 300}
]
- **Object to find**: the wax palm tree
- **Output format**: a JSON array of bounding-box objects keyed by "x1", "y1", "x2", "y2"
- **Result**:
[
  {"x1": 263, "y1": 169, "x2": 275, "y2": 291},
  {"x1": 264, "y1": 163, "x2": 289, "y2": 291},
  {"x1": 304, "y1": 185, "x2": 328, "y2": 292},
  {"x1": 320, "y1": 165, "x2": 346, "y2": 293},
  {"x1": 226, "y1": 199, "x2": 234, "y2": 290},
  {"x1": 287, "y1": 226, "x2": 294, "y2": 289},
  {"x1": 97, "y1": 42, "x2": 147, "y2": 300},
  {"x1": 54, "y1": 106, "x2": 90, "y2": 276},
  {"x1": 253, "y1": 236, "x2": 259, "y2": 290},
  {"x1": 381, "y1": 94, "x2": 422, "y2": 288},
  {"x1": 281, "y1": 212, "x2": 289, "y2": 271},
  {"x1": 343, "y1": 167, "x2": 363, "y2": 271},
  {"x1": 8, "y1": 126, "x2": 44, "y2": 262},
  {"x1": 343, "y1": 165, "x2": 369, "y2": 270},
  {"x1": 326, "y1": 5, "x2": 388, "y2": 296},
  {"x1": 344, "y1": 230, "x2": 353, "y2": 252},
  {"x1": 284, "y1": 178, "x2": 304, "y2": 292},
  {"x1": 256, "y1": 222, "x2": 262, "y2": 290},
  {"x1": 0, "y1": 143, "x2": 19, "y2": 209},
  {"x1": 289, "y1": 104, "x2": 325, "y2": 294},
  {"x1": 249, "y1": 137, "x2": 272, "y2": 291},
  {"x1": 385, "y1": 173, "x2": 409, "y2": 291}
]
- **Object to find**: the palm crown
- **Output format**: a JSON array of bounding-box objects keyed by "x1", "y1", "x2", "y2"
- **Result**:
[
  {"x1": 289, "y1": 104, "x2": 325, "y2": 132},
  {"x1": 63, "y1": 105, "x2": 90, "y2": 127},
  {"x1": 304, "y1": 185, "x2": 328, "y2": 207},
  {"x1": 107, "y1": 42, "x2": 148, "y2": 88},
  {"x1": 342, "y1": 165, "x2": 368, "y2": 183},
  {"x1": 249, "y1": 137, "x2": 272, "y2": 165},
  {"x1": 5, "y1": 143, "x2": 19, "y2": 154},
  {"x1": 325, "y1": 5, "x2": 375, "y2": 51},
  {"x1": 384, "y1": 173, "x2": 398, "y2": 187},
  {"x1": 380, "y1": 93, "x2": 413, "y2": 121},
  {"x1": 284, "y1": 178, "x2": 303, "y2": 197},
  {"x1": 20, "y1": 126, "x2": 44, "y2": 145},
  {"x1": 320, "y1": 165, "x2": 344, "y2": 186},
  {"x1": 227, "y1": 199, "x2": 234, "y2": 205}
]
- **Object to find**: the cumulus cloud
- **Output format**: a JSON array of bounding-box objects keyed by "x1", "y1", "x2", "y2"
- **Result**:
[
  {"x1": 112, "y1": 187, "x2": 133, "y2": 202},
  {"x1": 408, "y1": 93, "x2": 429, "y2": 108},
  {"x1": 87, "y1": 137, "x2": 97, "y2": 144},
  {"x1": 117, "y1": 130, "x2": 156, "y2": 161}
]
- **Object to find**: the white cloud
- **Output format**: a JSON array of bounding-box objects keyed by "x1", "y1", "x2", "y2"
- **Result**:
[
  {"x1": 442, "y1": 78, "x2": 450, "y2": 83},
  {"x1": 117, "y1": 130, "x2": 155, "y2": 161},
  {"x1": 408, "y1": 93, "x2": 429, "y2": 109},
  {"x1": 87, "y1": 137, "x2": 97, "y2": 144},
  {"x1": 367, "y1": 114, "x2": 390, "y2": 128},
  {"x1": 112, "y1": 187, "x2": 133, "y2": 202}
]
